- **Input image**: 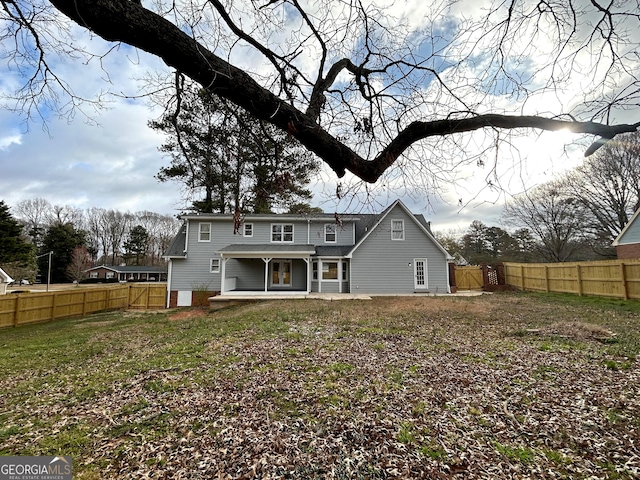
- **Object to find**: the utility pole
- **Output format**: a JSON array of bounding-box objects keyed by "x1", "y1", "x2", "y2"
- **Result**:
[{"x1": 37, "y1": 251, "x2": 53, "y2": 292}]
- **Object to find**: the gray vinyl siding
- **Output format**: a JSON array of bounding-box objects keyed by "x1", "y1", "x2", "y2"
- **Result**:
[
  {"x1": 349, "y1": 205, "x2": 448, "y2": 294},
  {"x1": 226, "y1": 258, "x2": 265, "y2": 290},
  {"x1": 308, "y1": 221, "x2": 355, "y2": 245},
  {"x1": 618, "y1": 217, "x2": 640, "y2": 244}
]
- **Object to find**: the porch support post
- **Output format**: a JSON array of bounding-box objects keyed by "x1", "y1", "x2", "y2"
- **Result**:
[
  {"x1": 220, "y1": 256, "x2": 228, "y2": 295},
  {"x1": 303, "y1": 258, "x2": 310, "y2": 293},
  {"x1": 262, "y1": 258, "x2": 272, "y2": 292}
]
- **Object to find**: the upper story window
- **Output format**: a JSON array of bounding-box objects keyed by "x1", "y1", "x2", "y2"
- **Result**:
[
  {"x1": 199, "y1": 222, "x2": 211, "y2": 242},
  {"x1": 271, "y1": 224, "x2": 294, "y2": 243},
  {"x1": 391, "y1": 219, "x2": 404, "y2": 240},
  {"x1": 243, "y1": 223, "x2": 253, "y2": 237},
  {"x1": 324, "y1": 224, "x2": 337, "y2": 243}
]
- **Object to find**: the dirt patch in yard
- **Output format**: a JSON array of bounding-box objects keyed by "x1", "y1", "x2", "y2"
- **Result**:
[{"x1": 167, "y1": 307, "x2": 210, "y2": 321}]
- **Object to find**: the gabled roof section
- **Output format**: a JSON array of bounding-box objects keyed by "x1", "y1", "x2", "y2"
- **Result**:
[
  {"x1": 612, "y1": 207, "x2": 640, "y2": 246},
  {"x1": 163, "y1": 224, "x2": 187, "y2": 258},
  {"x1": 346, "y1": 200, "x2": 451, "y2": 259},
  {"x1": 0, "y1": 267, "x2": 14, "y2": 284}
]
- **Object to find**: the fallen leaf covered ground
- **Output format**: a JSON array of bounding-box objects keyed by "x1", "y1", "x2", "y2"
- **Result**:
[{"x1": 1, "y1": 292, "x2": 639, "y2": 478}]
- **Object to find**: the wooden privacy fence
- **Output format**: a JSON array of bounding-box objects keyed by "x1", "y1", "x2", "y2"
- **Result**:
[
  {"x1": 0, "y1": 284, "x2": 167, "y2": 328},
  {"x1": 503, "y1": 259, "x2": 640, "y2": 300}
]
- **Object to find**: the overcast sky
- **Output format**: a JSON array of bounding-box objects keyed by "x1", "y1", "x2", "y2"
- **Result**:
[{"x1": 0, "y1": 1, "x2": 635, "y2": 234}]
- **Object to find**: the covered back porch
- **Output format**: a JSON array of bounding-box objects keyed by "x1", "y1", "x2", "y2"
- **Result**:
[{"x1": 218, "y1": 244, "x2": 316, "y2": 296}]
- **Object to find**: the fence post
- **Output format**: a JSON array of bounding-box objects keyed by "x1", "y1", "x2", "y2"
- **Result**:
[
  {"x1": 544, "y1": 265, "x2": 550, "y2": 293},
  {"x1": 620, "y1": 262, "x2": 630, "y2": 300},
  {"x1": 13, "y1": 295, "x2": 21, "y2": 327},
  {"x1": 520, "y1": 265, "x2": 525, "y2": 291},
  {"x1": 82, "y1": 290, "x2": 87, "y2": 316},
  {"x1": 51, "y1": 293, "x2": 57, "y2": 321},
  {"x1": 576, "y1": 265, "x2": 583, "y2": 296}
]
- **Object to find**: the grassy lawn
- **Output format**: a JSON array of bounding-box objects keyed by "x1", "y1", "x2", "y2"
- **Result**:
[{"x1": 1, "y1": 292, "x2": 639, "y2": 479}]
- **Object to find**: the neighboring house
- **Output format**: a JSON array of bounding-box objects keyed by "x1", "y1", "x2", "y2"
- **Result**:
[
  {"x1": 0, "y1": 267, "x2": 13, "y2": 295},
  {"x1": 613, "y1": 208, "x2": 640, "y2": 259},
  {"x1": 164, "y1": 200, "x2": 452, "y2": 307},
  {"x1": 84, "y1": 265, "x2": 168, "y2": 282}
]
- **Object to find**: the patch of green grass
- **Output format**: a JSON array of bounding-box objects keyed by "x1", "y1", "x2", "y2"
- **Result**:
[
  {"x1": 494, "y1": 441, "x2": 536, "y2": 464},
  {"x1": 397, "y1": 422, "x2": 415, "y2": 444},
  {"x1": 419, "y1": 443, "x2": 447, "y2": 461},
  {"x1": 543, "y1": 449, "x2": 570, "y2": 465}
]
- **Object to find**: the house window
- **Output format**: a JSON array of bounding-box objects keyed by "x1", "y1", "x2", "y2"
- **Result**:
[
  {"x1": 391, "y1": 220, "x2": 404, "y2": 240},
  {"x1": 324, "y1": 224, "x2": 337, "y2": 243},
  {"x1": 106, "y1": 272, "x2": 115, "y2": 279},
  {"x1": 89, "y1": 272, "x2": 98, "y2": 279},
  {"x1": 243, "y1": 223, "x2": 253, "y2": 237},
  {"x1": 342, "y1": 261, "x2": 348, "y2": 281},
  {"x1": 322, "y1": 261, "x2": 339, "y2": 280},
  {"x1": 199, "y1": 222, "x2": 211, "y2": 242},
  {"x1": 312, "y1": 261, "x2": 318, "y2": 280},
  {"x1": 272, "y1": 224, "x2": 294, "y2": 243},
  {"x1": 210, "y1": 258, "x2": 220, "y2": 273}
]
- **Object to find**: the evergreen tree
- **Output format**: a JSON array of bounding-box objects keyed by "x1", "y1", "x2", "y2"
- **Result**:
[
  {"x1": 150, "y1": 81, "x2": 318, "y2": 214},
  {"x1": 123, "y1": 225, "x2": 150, "y2": 266},
  {"x1": 0, "y1": 200, "x2": 36, "y2": 282},
  {"x1": 41, "y1": 223, "x2": 87, "y2": 283}
]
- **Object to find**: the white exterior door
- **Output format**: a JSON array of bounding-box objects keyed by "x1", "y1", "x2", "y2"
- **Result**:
[{"x1": 414, "y1": 259, "x2": 427, "y2": 290}]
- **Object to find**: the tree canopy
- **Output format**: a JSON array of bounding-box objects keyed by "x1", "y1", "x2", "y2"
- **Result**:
[
  {"x1": 0, "y1": 200, "x2": 36, "y2": 281},
  {"x1": 2, "y1": 0, "x2": 639, "y2": 189}
]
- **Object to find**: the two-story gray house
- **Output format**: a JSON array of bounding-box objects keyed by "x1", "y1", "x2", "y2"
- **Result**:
[{"x1": 163, "y1": 200, "x2": 452, "y2": 307}]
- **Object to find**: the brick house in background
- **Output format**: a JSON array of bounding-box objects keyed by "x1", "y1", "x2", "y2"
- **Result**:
[
  {"x1": 613, "y1": 208, "x2": 640, "y2": 259},
  {"x1": 84, "y1": 265, "x2": 168, "y2": 282}
]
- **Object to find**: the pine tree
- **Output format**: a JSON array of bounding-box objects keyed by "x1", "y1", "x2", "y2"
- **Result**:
[
  {"x1": 0, "y1": 200, "x2": 36, "y2": 281},
  {"x1": 150, "y1": 81, "x2": 318, "y2": 213}
]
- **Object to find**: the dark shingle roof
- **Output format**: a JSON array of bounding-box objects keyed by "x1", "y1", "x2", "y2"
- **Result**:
[{"x1": 163, "y1": 224, "x2": 187, "y2": 258}]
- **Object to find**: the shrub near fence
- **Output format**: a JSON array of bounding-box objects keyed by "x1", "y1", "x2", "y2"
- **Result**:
[
  {"x1": 0, "y1": 284, "x2": 167, "y2": 328},
  {"x1": 503, "y1": 259, "x2": 640, "y2": 300}
]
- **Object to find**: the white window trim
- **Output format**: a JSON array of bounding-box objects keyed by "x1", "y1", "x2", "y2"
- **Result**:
[
  {"x1": 198, "y1": 222, "x2": 212, "y2": 242},
  {"x1": 324, "y1": 224, "x2": 337, "y2": 243},
  {"x1": 89, "y1": 272, "x2": 98, "y2": 279},
  {"x1": 210, "y1": 258, "x2": 221, "y2": 273},
  {"x1": 391, "y1": 219, "x2": 405, "y2": 241},
  {"x1": 271, "y1": 223, "x2": 294, "y2": 243},
  {"x1": 243, "y1": 223, "x2": 253, "y2": 237}
]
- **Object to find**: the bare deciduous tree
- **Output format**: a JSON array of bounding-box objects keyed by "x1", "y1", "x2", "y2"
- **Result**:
[
  {"x1": 2, "y1": 0, "x2": 639, "y2": 189},
  {"x1": 66, "y1": 246, "x2": 91, "y2": 283},
  {"x1": 503, "y1": 181, "x2": 589, "y2": 262},
  {"x1": 563, "y1": 131, "x2": 640, "y2": 243}
]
